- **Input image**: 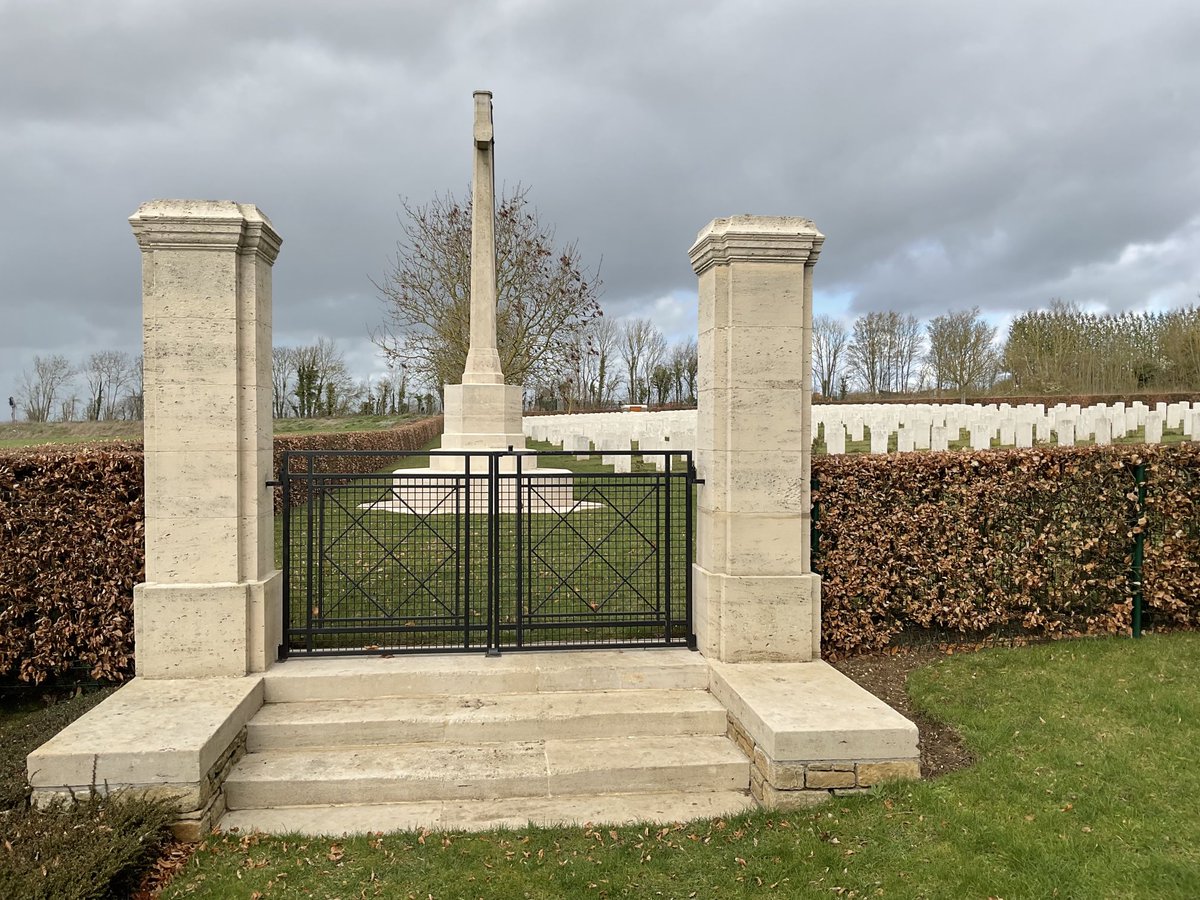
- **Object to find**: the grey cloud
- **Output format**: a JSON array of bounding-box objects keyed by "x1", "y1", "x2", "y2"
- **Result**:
[{"x1": 2, "y1": 0, "x2": 1198, "y2": 402}]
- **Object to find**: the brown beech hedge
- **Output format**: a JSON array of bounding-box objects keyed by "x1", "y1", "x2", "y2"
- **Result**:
[
  {"x1": 812, "y1": 443, "x2": 1200, "y2": 657},
  {"x1": 2, "y1": 429, "x2": 1196, "y2": 683},
  {"x1": 0, "y1": 443, "x2": 144, "y2": 684},
  {"x1": 0, "y1": 418, "x2": 443, "y2": 685}
]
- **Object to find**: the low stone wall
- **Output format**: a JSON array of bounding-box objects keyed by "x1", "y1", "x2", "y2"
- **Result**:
[
  {"x1": 27, "y1": 677, "x2": 263, "y2": 841},
  {"x1": 727, "y1": 712, "x2": 919, "y2": 809}
]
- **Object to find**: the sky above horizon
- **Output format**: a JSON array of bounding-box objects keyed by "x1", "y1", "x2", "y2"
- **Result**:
[{"x1": 3, "y1": 0, "x2": 1199, "y2": 400}]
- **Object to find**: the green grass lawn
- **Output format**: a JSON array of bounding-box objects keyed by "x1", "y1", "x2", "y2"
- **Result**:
[
  {"x1": 160, "y1": 632, "x2": 1200, "y2": 899},
  {"x1": 279, "y1": 441, "x2": 693, "y2": 654},
  {"x1": 0, "y1": 414, "x2": 427, "y2": 448}
]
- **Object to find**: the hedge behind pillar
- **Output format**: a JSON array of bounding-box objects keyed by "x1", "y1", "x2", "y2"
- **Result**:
[
  {"x1": 129, "y1": 201, "x2": 282, "y2": 677},
  {"x1": 689, "y1": 216, "x2": 824, "y2": 662}
]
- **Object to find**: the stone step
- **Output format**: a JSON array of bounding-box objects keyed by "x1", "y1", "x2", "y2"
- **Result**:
[
  {"x1": 248, "y1": 689, "x2": 728, "y2": 751},
  {"x1": 225, "y1": 734, "x2": 749, "y2": 809},
  {"x1": 220, "y1": 790, "x2": 757, "y2": 836},
  {"x1": 263, "y1": 649, "x2": 708, "y2": 702}
]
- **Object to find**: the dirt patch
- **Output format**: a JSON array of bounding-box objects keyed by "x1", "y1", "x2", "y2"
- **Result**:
[{"x1": 831, "y1": 648, "x2": 974, "y2": 778}]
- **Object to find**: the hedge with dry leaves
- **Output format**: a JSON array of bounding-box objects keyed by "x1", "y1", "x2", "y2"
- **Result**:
[
  {"x1": 0, "y1": 418, "x2": 443, "y2": 685},
  {"x1": 0, "y1": 443, "x2": 144, "y2": 684},
  {"x1": 813, "y1": 443, "x2": 1200, "y2": 657}
]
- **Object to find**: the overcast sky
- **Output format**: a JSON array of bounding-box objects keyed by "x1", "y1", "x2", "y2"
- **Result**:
[{"x1": 3, "y1": 0, "x2": 1199, "y2": 403}]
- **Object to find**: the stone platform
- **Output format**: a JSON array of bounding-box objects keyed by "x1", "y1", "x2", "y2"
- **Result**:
[{"x1": 27, "y1": 650, "x2": 919, "y2": 837}]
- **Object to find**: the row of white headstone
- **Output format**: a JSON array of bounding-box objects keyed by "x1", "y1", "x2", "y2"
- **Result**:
[
  {"x1": 525, "y1": 401, "x2": 1200, "y2": 458},
  {"x1": 524, "y1": 410, "x2": 697, "y2": 470}
]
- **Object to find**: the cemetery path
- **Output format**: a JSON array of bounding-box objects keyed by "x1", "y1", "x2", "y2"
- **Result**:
[{"x1": 832, "y1": 648, "x2": 974, "y2": 778}]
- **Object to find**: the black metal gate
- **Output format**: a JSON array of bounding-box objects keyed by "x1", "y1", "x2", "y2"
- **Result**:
[{"x1": 276, "y1": 449, "x2": 695, "y2": 657}]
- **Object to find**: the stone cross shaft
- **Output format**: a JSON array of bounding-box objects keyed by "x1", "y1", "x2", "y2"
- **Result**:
[{"x1": 462, "y1": 89, "x2": 504, "y2": 385}]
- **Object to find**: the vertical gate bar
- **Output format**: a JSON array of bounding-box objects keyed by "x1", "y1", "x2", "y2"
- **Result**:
[
  {"x1": 486, "y1": 452, "x2": 500, "y2": 655},
  {"x1": 663, "y1": 453, "x2": 672, "y2": 644},
  {"x1": 458, "y1": 460, "x2": 468, "y2": 652},
  {"x1": 316, "y1": 472, "x2": 327, "y2": 647},
  {"x1": 304, "y1": 454, "x2": 315, "y2": 655},
  {"x1": 279, "y1": 452, "x2": 291, "y2": 660},
  {"x1": 463, "y1": 455, "x2": 473, "y2": 650},
  {"x1": 685, "y1": 451, "x2": 696, "y2": 649},
  {"x1": 515, "y1": 451, "x2": 524, "y2": 648}
]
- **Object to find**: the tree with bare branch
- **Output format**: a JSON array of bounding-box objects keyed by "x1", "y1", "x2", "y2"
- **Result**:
[
  {"x1": 812, "y1": 315, "x2": 849, "y2": 399},
  {"x1": 926, "y1": 307, "x2": 999, "y2": 401},
  {"x1": 373, "y1": 186, "x2": 603, "y2": 396},
  {"x1": 18, "y1": 354, "x2": 74, "y2": 422}
]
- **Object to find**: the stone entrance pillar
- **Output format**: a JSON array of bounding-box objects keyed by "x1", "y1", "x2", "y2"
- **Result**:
[
  {"x1": 130, "y1": 200, "x2": 282, "y2": 678},
  {"x1": 689, "y1": 216, "x2": 824, "y2": 662}
]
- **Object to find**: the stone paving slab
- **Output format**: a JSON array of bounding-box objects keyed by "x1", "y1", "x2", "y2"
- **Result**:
[
  {"x1": 219, "y1": 790, "x2": 757, "y2": 835},
  {"x1": 262, "y1": 648, "x2": 709, "y2": 702},
  {"x1": 248, "y1": 688, "x2": 727, "y2": 749},
  {"x1": 225, "y1": 734, "x2": 748, "y2": 809}
]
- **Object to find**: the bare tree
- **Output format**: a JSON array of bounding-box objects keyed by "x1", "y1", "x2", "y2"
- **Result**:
[
  {"x1": 619, "y1": 318, "x2": 666, "y2": 404},
  {"x1": 121, "y1": 356, "x2": 144, "y2": 421},
  {"x1": 668, "y1": 337, "x2": 697, "y2": 404},
  {"x1": 846, "y1": 311, "x2": 923, "y2": 396},
  {"x1": 272, "y1": 346, "x2": 296, "y2": 418},
  {"x1": 812, "y1": 315, "x2": 849, "y2": 399},
  {"x1": 82, "y1": 351, "x2": 135, "y2": 421},
  {"x1": 1161, "y1": 304, "x2": 1200, "y2": 389},
  {"x1": 585, "y1": 316, "x2": 623, "y2": 407},
  {"x1": 373, "y1": 185, "x2": 603, "y2": 394},
  {"x1": 926, "y1": 308, "x2": 999, "y2": 402},
  {"x1": 18, "y1": 354, "x2": 74, "y2": 422}
]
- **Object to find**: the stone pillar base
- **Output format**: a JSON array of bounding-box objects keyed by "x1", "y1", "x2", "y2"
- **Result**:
[
  {"x1": 434, "y1": 382, "x2": 526, "y2": 472},
  {"x1": 693, "y1": 566, "x2": 821, "y2": 662},
  {"x1": 134, "y1": 572, "x2": 281, "y2": 678}
]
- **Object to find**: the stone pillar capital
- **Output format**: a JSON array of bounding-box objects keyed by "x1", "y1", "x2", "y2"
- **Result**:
[
  {"x1": 688, "y1": 215, "x2": 824, "y2": 276},
  {"x1": 129, "y1": 200, "x2": 281, "y2": 263}
]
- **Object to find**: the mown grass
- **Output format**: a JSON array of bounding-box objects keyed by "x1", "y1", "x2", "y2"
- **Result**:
[
  {"x1": 0, "y1": 414, "x2": 427, "y2": 448},
  {"x1": 161, "y1": 632, "x2": 1200, "y2": 899}
]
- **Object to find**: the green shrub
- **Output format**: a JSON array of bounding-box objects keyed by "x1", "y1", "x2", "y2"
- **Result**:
[
  {"x1": 0, "y1": 688, "x2": 116, "y2": 811},
  {"x1": 0, "y1": 791, "x2": 176, "y2": 900}
]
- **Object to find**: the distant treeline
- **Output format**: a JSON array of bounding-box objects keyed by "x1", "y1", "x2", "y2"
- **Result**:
[{"x1": 815, "y1": 301, "x2": 1200, "y2": 401}]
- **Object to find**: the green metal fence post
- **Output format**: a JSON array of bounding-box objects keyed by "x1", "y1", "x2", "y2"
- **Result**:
[
  {"x1": 1131, "y1": 461, "x2": 1148, "y2": 638},
  {"x1": 810, "y1": 474, "x2": 820, "y2": 569}
]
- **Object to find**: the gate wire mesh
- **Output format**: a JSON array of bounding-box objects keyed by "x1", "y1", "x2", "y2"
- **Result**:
[{"x1": 279, "y1": 449, "x2": 694, "y2": 656}]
